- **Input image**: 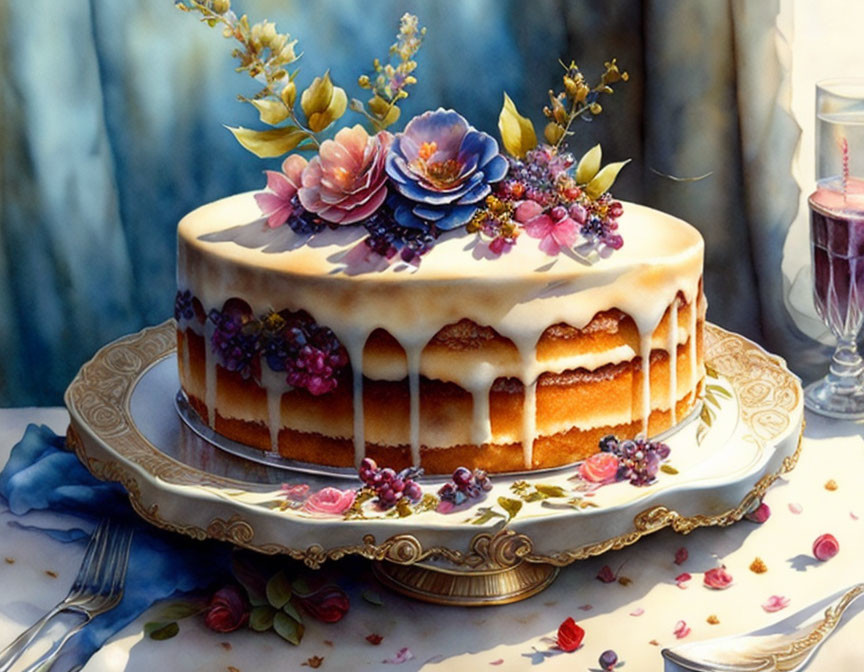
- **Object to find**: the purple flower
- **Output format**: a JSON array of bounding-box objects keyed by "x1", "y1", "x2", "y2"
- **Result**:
[{"x1": 385, "y1": 109, "x2": 508, "y2": 231}]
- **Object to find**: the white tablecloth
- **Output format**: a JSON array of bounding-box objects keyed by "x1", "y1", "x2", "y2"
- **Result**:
[{"x1": 0, "y1": 407, "x2": 862, "y2": 671}]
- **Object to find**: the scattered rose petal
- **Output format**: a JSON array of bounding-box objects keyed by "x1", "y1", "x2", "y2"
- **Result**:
[
  {"x1": 825, "y1": 479, "x2": 838, "y2": 491},
  {"x1": 851, "y1": 511, "x2": 859, "y2": 520},
  {"x1": 813, "y1": 533, "x2": 840, "y2": 561},
  {"x1": 746, "y1": 502, "x2": 771, "y2": 523},
  {"x1": 674, "y1": 547, "x2": 688, "y2": 565},
  {"x1": 675, "y1": 572, "x2": 692, "y2": 589},
  {"x1": 557, "y1": 617, "x2": 585, "y2": 652},
  {"x1": 578, "y1": 604, "x2": 593, "y2": 611},
  {"x1": 762, "y1": 595, "x2": 790, "y2": 613},
  {"x1": 596, "y1": 565, "x2": 616, "y2": 583},
  {"x1": 707, "y1": 614, "x2": 720, "y2": 625},
  {"x1": 674, "y1": 620, "x2": 691, "y2": 639},
  {"x1": 383, "y1": 648, "x2": 415, "y2": 664},
  {"x1": 629, "y1": 607, "x2": 645, "y2": 616},
  {"x1": 302, "y1": 656, "x2": 324, "y2": 669},
  {"x1": 788, "y1": 502, "x2": 803, "y2": 514},
  {"x1": 220, "y1": 642, "x2": 232, "y2": 651},
  {"x1": 649, "y1": 640, "x2": 660, "y2": 646},
  {"x1": 704, "y1": 567, "x2": 733, "y2": 590},
  {"x1": 366, "y1": 634, "x2": 383, "y2": 645},
  {"x1": 490, "y1": 660, "x2": 504, "y2": 666},
  {"x1": 750, "y1": 557, "x2": 767, "y2": 574}
]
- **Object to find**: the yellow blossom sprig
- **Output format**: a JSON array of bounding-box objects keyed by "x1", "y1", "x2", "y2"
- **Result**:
[
  {"x1": 544, "y1": 59, "x2": 628, "y2": 149},
  {"x1": 350, "y1": 13, "x2": 426, "y2": 132},
  {"x1": 176, "y1": 0, "x2": 349, "y2": 156}
]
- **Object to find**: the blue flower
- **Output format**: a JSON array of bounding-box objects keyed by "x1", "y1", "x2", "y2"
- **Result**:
[{"x1": 385, "y1": 108, "x2": 508, "y2": 231}]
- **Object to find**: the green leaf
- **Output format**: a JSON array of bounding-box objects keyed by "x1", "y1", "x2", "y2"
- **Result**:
[
  {"x1": 266, "y1": 570, "x2": 293, "y2": 609},
  {"x1": 661, "y1": 464, "x2": 679, "y2": 475},
  {"x1": 226, "y1": 125, "x2": 308, "y2": 158},
  {"x1": 282, "y1": 600, "x2": 303, "y2": 624},
  {"x1": 249, "y1": 605, "x2": 277, "y2": 632},
  {"x1": 250, "y1": 99, "x2": 290, "y2": 126},
  {"x1": 291, "y1": 577, "x2": 311, "y2": 596},
  {"x1": 362, "y1": 589, "x2": 383, "y2": 606},
  {"x1": 534, "y1": 484, "x2": 568, "y2": 498},
  {"x1": 576, "y1": 144, "x2": 602, "y2": 184},
  {"x1": 145, "y1": 621, "x2": 179, "y2": 641},
  {"x1": 273, "y1": 611, "x2": 304, "y2": 645},
  {"x1": 705, "y1": 384, "x2": 732, "y2": 399},
  {"x1": 468, "y1": 507, "x2": 506, "y2": 525},
  {"x1": 497, "y1": 496, "x2": 523, "y2": 521},
  {"x1": 498, "y1": 92, "x2": 537, "y2": 158},
  {"x1": 585, "y1": 159, "x2": 631, "y2": 199},
  {"x1": 149, "y1": 600, "x2": 205, "y2": 622}
]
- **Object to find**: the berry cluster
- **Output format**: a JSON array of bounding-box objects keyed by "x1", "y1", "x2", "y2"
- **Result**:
[
  {"x1": 284, "y1": 195, "x2": 327, "y2": 236},
  {"x1": 358, "y1": 458, "x2": 423, "y2": 509},
  {"x1": 174, "y1": 289, "x2": 195, "y2": 321},
  {"x1": 579, "y1": 193, "x2": 624, "y2": 250},
  {"x1": 208, "y1": 307, "x2": 260, "y2": 379},
  {"x1": 260, "y1": 310, "x2": 348, "y2": 396},
  {"x1": 363, "y1": 206, "x2": 437, "y2": 263},
  {"x1": 205, "y1": 299, "x2": 349, "y2": 395},
  {"x1": 499, "y1": 146, "x2": 576, "y2": 207},
  {"x1": 598, "y1": 435, "x2": 671, "y2": 486},
  {"x1": 437, "y1": 467, "x2": 492, "y2": 506}
]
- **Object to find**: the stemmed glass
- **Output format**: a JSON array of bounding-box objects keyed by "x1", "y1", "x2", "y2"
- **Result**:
[{"x1": 806, "y1": 78, "x2": 864, "y2": 418}]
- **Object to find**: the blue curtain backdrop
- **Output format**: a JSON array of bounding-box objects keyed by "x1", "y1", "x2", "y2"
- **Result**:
[{"x1": 0, "y1": 0, "x2": 818, "y2": 406}]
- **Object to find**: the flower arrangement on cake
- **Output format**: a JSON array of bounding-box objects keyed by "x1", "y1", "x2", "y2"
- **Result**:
[{"x1": 178, "y1": 1, "x2": 629, "y2": 264}]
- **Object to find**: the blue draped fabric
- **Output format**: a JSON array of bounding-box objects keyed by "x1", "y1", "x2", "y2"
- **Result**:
[{"x1": 0, "y1": 0, "x2": 818, "y2": 406}]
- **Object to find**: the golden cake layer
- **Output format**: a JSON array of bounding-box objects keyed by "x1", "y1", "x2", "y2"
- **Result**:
[{"x1": 176, "y1": 192, "x2": 706, "y2": 474}]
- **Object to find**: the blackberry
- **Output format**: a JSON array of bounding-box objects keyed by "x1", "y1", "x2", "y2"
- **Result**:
[
  {"x1": 174, "y1": 289, "x2": 195, "y2": 321},
  {"x1": 208, "y1": 308, "x2": 259, "y2": 379},
  {"x1": 363, "y1": 205, "x2": 437, "y2": 262},
  {"x1": 285, "y1": 195, "x2": 326, "y2": 235}
]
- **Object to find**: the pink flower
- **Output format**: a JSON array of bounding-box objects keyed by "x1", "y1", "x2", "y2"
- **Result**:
[
  {"x1": 204, "y1": 585, "x2": 249, "y2": 633},
  {"x1": 673, "y1": 620, "x2": 691, "y2": 639},
  {"x1": 579, "y1": 452, "x2": 620, "y2": 484},
  {"x1": 762, "y1": 595, "x2": 790, "y2": 613},
  {"x1": 704, "y1": 566, "x2": 733, "y2": 590},
  {"x1": 675, "y1": 572, "x2": 692, "y2": 589},
  {"x1": 596, "y1": 565, "x2": 616, "y2": 583},
  {"x1": 746, "y1": 502, "x2": 771, "y2": 523},
  {"x1": 299, "y1": 125, "x2": 391, "y2": 224},
  {"x1": 674, "y1": 547, "x2": 689, "y2": 565},
  {"x1": 303, "y1": 487, "x2": 356, "y2": 516},
  {"x1": 518, "y1": 201, "x2": 579, "y2": 255},
  {"x1": 296, "y1": 584, "x2": 350, "y2": 623},
  {"x1": 254, "y1": 154, "x2": 308, "y2": 228},
  {"x1": 813, "y1": 533, "x2": 840, "y2": 561}
]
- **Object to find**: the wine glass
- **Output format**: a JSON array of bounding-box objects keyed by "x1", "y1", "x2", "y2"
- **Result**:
[{"x1": 805, "y1": 78, "x2": 864, "y2": 418}]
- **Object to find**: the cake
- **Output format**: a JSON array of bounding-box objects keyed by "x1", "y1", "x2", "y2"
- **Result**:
[
  {"x1": 172, "y1": 8, "x2": 705, "y2": 475},
  {"x1": 175, "y1": 192, "x2": 705, "y2": 474}
]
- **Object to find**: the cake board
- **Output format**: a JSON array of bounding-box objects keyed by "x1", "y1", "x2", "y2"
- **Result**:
[{"x1": 64, "y1": 321, "x2": 803, "y2": 606}]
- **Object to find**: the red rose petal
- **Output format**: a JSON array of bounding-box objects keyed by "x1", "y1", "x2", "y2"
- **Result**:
[
  {"x1": 557, "y1": 617, "x2": 585, "y2": 652},
  {"x1": 596, "y1": 565, "x2": 616, "y2": 583},
  {"x1": 674, "y1": 547, "x2": 688, "y2": 565}
]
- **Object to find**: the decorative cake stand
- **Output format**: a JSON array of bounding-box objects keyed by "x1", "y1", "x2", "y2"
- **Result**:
[{"x1": 65, "y1": 321, "x2": 803, "y2": 606}]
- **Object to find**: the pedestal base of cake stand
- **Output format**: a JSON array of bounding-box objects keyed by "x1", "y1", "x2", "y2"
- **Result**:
[{"x1": 371, "y1": 559, "x2": 559, "y2": 606}]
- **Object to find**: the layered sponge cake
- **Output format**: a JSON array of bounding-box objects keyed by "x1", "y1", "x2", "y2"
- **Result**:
[{"x1": 175, "y1": 191, "x2": 705, "y2": 474}]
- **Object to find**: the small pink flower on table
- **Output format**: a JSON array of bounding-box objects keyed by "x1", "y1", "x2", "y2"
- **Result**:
[
  {"x1": 255, "y1": 154, "x2": 308, "y2": 228},
  {"x1": 302, "y1": 486, "x2": 356, "y2": 515},
  {"x1": 762, "y1": 595, "x2": 790, "y2": 613},
  {"x1": 579, "y1": 452, "x2": 619, "y2": 484},
  {"x1": 703, "y1": 566, "x2": 733, "y2": 590}
]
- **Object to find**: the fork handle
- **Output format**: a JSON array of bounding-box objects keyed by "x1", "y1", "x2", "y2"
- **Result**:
[
  {"x1": 20, "y1": 615, "x2": 91, "y2": 672},
  {"x1": 0, "y1": 606, "x2": 65, "y2": 672}
]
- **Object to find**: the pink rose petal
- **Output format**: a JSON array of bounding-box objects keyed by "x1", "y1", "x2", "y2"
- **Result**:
[
  {"x1": 762, "y1": 595, "x2": 790, "y2": 613},
  {"x1": 630, "y1": 607, "x2": 645, "y2": 616},
  {"x1": 674, "y1": 547, "x2": 688, "y2": 565},
  {"x1": 788, "y1": 502, "x2": 803, "y2": 514},
  {"x1": 851, "y1": 511, "x2": 859, "y2": 521},
  {"x1": 383, "y1": 647, "x2": 415, "y2": 664},
  {"x1": 674, "y1": 620, "x2": 691, "y2": 639},
  {"x1": 675, "y1": 572, "x2": 692, "y2": 589},
  {"x1": 596, "y1": 565, "x2": 616, "y2": 583},
  {"x1": 703, "y1": 567, "x2": 733, "y2": 590},
  {"x1": 489, "y1": 660, "x2": 504, "y2": 666},
  {"x1": 813, "y1": 533, "x2": 840, "y2": 561}
]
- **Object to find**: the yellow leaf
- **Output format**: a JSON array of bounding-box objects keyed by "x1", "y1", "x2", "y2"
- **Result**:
[
  {"x1": 250, "y1": 99, "x2": 290, "y2": 126},
  {"x1": 585, "y1": 159, "x2": 630, "y2": 199},
  {"x1": 576, "y1": 144, "x2": 602, "y2": 184},
  {"x1": 498, "y1": 93, "x2": 537, "y2": 158},
  {"x1": 543, "y1": 122, "x2": 565, "y2": 145},
  {"x1": 300, "y1": 71, "x2": 334, "y2": 120},
  {"x1": 227, "y1": 125, "x2": 308, "y2": 158}
]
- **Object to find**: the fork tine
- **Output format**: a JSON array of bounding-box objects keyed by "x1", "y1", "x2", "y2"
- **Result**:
[
  {"x1": 106, "y1": 526, "x2": 133, "y2": 602},
  {"x1": 69, "y1": 519, "x2": 111, "y2": 596}
]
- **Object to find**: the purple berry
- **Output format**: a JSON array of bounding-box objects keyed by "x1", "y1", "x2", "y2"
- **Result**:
[
  {"x1": 380, "y1": 468, "x2": 396, "y2": 483},
  {"x1": 403, "y1": 481, "x2": 422, "y2": 503},
  {"x1": 452, "y1": 467, "x2": 472, "y2": 488},
  {"x1": 599, "y1": 650, "x2": 618, "y2": 670}
]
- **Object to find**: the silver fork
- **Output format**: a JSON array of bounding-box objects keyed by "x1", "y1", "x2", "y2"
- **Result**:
[{"x1": 0, "y1": 519, "x2": 133, "y2": 672}]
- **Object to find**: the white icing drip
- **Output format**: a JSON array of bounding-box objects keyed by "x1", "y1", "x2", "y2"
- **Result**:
[
  {"x1": 639, "y1": 331, "x2": 651, "y2": 435},
  {"x1": 203, "y1": 320, "x2": 216, "y2": 427},
  {"x1": 406, "y1": 346, "x2": 422, "y2": 467},
  {"x1": 668, "y1": 300, "x2": 679, "y2": 424},
  {"x1": 522, "y1": 379, "x2": 537, "y2": 469},
  {"x1": 465, "y1": 364, "x2": 495, "y2": 445},
  {"x1": 260, "y1": 367, "x2": 288, "y2": 453}
]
